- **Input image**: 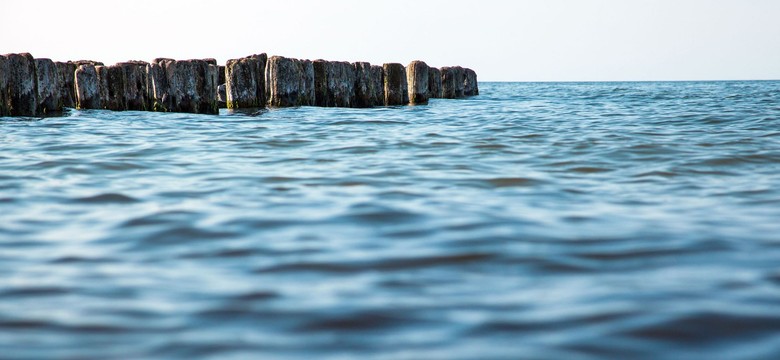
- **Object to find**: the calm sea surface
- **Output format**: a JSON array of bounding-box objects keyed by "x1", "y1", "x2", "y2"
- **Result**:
[{"x1": 2, "y1": 81, "x2": 780, "y2": 359}]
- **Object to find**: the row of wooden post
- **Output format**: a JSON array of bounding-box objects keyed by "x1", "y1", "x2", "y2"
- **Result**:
[{"x1": 1, "y1": 53, "x2": 477, "y2": 117}]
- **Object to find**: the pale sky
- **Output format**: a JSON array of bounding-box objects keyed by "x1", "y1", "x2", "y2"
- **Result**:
[{"x1": 2, "y1": 0, "x2": 779, "y2": 81}]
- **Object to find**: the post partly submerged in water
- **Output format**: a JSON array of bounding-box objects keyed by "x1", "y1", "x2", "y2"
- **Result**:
[
  {"x1": 266, "y1": 56, "x2": 315, "y2": 108},
  {"x1": 407, "y1": 60, "x2": 430, "y2": 105},
  {"x1": 1, "y1": 52, "x2": 478, "y2": 117},
  {"x1": 3, "y1": 53, "x2": 38, "y2": 117},
  {"x1": 383, "y1": 63, "x2": 408, "y2": 106}
]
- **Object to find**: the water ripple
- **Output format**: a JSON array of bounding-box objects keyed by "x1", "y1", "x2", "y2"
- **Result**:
[
  {"x1": 72, "y1": 193, "x2": 140, "y2": 204},
  {"x1": 2, "y1": 81, "x2": 780, "y2": 359}
]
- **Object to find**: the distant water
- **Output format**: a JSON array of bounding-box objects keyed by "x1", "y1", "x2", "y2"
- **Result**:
[{"x1": 2, "y1": 81, "x2": 780, "y2": 359}]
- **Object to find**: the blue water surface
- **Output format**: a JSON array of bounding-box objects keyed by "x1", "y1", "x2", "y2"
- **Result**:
[{"x1": 2, "y1": 81, "x2": 780, "y2": 359}]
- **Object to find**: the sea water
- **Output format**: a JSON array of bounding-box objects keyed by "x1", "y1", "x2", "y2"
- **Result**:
[{"x1": 1, "y1": 81, "x2": 780, "y2": 359}]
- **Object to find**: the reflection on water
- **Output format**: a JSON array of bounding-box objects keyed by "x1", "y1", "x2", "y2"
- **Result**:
[{"x1": 2, "y1": 81, "x2": 780, "y2": 359}]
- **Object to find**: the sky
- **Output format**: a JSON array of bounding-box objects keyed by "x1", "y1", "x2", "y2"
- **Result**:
[{"x1": 2, "y1": 0, "x2": 779, "y2": 81}]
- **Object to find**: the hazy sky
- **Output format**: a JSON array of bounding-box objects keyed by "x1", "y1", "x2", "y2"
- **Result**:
[{"x1": 2, "y1": 0, "x2": 779, "y2": 81}]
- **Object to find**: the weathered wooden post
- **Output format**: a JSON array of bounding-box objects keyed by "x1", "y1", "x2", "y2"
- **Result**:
[
  {"x1": 167, "y1": 60, "x2": 190, "y2": 113},
  {"x1": 250, "y1": 54, "x2": 268, "y2": 105},
  {"x1": 428, "y1": 67, "x2": 442, "y2": 99},
  {"x1": 329, "y1": 61, "x2": 356, "y2": 108},
  {"x1": 56, "y1": 62, "x2": 77, "y2": 108},
  {"x1": 170, "y1": 59, "x2": 218, "y2": 114},
  {"x1": 464, "y1": 68, "x2": 478, "y2": 96},
  {"x1": 120, "y1": 61, "x2": 149, "y2": 111},
  {"x1": 313, "y1": 60, "x2": 356, "y2": 107},
  {"x1": 267, "y1": 56, "x2": 311, "y2": 107},
  {"x1": 75, "y1": 64, "x2": 103, "y2": 109},
  {"x1": 34, "y1": 58, "x2": 62, "y2": 114},
  {"x1": 441, "y1": 66, "x2": 465, "y2": 99},
  {"x1": 383, "y1": 63, "x2": 408, "y2": 106},
  {"x1": 5, "y1": 53, "x2": 38, "y2": 116},
  {"x1": 353, "y1": 62, "x2": 384, "y2": 108},
  {"x1": 72, "y1": 61, "x2": 104, "y2": 109},
  {"x1": 148, "y1": 59, "x2": 218, "y2": 114},
  {"x1": 298, "y1": 59, "x2": 315, "y2": 106},
  {"x1": 96, "y1": 66, "x2": 109, "y2": 107},
  {"x1": 147, "y1": 58, "x2": 172, "y2": 112},
  {"x1": 313, "y1": 60, "x2": 329, "y2": 107},
  {"x1": 105, "y1": 65, "x2": 125, "y2": 111},
  {"x1": 203, "y1": 61, "x2": 220, "y2": 113},
  {"x1": 226, "y1": 56, "x2": 262, "y2": 108},
  {"x1": 100, "y1": 61, "x2": 151, "y2": 111},
  {"x1": 145, "y1": 62, "x2": 157, "y2": 110},
  {"x1": 0, "y1": 55, "x2": 7, "y2": 117},
  {"x1": 406, "y1": 60, "x2": 429, "y2": 105}
]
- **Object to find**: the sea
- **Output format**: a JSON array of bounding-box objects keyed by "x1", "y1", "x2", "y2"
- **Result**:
[{"x1": 1, "y1": 81, "x2": 780, "y2": 360}]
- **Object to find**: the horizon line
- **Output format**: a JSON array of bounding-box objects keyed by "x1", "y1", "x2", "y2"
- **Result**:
[{"x1": 480, "y1": 79, "x2": 780, "y2": 83}]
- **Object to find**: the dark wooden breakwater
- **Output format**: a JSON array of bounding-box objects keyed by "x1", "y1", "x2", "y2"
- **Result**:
[{"x1": 1, "y1": 53, "x2": 477, "y2": 117}]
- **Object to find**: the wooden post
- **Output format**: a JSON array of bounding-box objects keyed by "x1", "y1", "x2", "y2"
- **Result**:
[
  {"x1": 34, "y1": 58, "x2": 62, "y2": 114},
  {"x1": 313, "y1": 60, "x2": 356, "y2": 107},
  {"x1": 428, "y1": 67, "x2": 442, "y2": 99},
  {"x1": 0, "y1": 55, "x2": 7, "y2": 117},
  {"x1": 75, "y1": 64, "x2": 102, "y2": 109},
  {"x1": 267, "y1": 56, "x2": 310, "y2": 107},
  {"x1": 383, "y1": 63, "x2": 408, "y2": 106},
  {"x1": 56, "y1": 62, "x2": 77, "y2": 108},
  {"x1": 441, "y1": 66, "x2": 465, "y2": 99},
  {"x1": 226, "y1": 57, "x2": 261, "y2": 108},
  {"x1": 464, "y1": 68, "x2": 478, "y2": 96},
  {"x1": 124, "y1": 61, "x2": 150, "y2": 111},
  {"x1": 406, "y1": 60, "x2": 429, "y2": 105},
  {"x1": 4, "y1": 53, "x2": 38, "y2": 116},
  {"x1": 354, "y1": 62, "x2": 384, "y2": 108}
]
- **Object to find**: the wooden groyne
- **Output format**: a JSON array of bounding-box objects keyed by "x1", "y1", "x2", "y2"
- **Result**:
[{"x1": 1, "y1": 53, "x2": 478, "y2": 117}]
